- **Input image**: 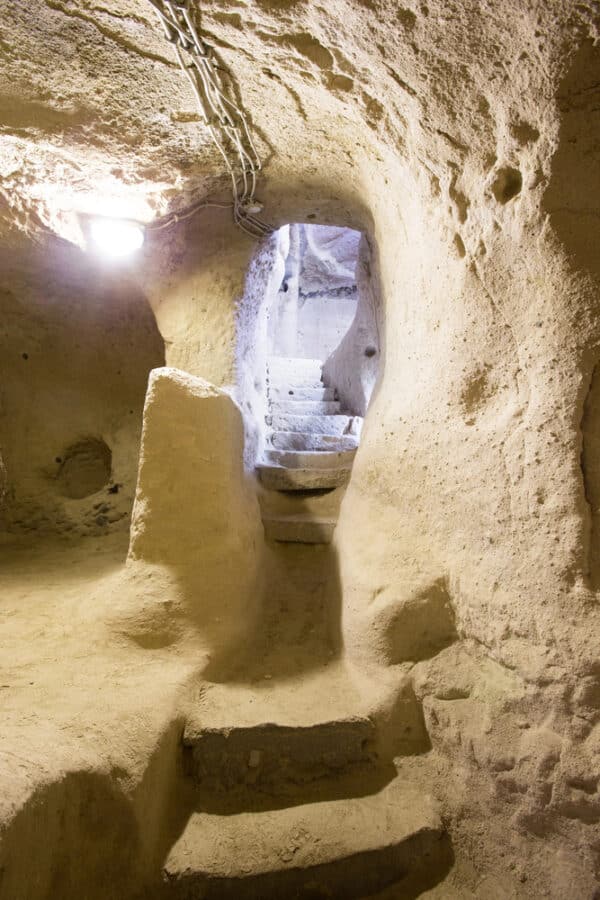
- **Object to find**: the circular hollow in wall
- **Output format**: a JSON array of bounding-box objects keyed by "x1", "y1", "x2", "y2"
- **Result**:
[
  {"x1": 491, "y1": 166, "x2": 522, "y2": 204},
  {"x1": 56, "y1": 437, "x2": 112, "y2": 499}
]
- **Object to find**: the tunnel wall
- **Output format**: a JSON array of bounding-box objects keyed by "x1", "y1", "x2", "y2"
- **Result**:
[
  {"x1": 127, "y1": 85, "x2": 600, "y2": 675},
  {"x1": 338, "y1": 130, "x2": 600, "y2": 673},
  {"x1": 0, "y1": 240, "x2": 164, "y2": 536},
  {"x1": 2, "y1": 2, "x2": 600, "y2": 897},
  {"x1": 322, "y1": 234, "x2": 381, "y2": 417}
]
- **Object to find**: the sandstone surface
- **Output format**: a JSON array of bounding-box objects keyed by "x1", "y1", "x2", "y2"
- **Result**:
[{"x1": 0, "y1": 1, "x2": 599, "y2": 898}]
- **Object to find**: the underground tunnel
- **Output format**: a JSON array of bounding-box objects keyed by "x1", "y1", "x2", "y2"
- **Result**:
[{"x1": 0, "y1": 1, "x2": 600, "y2": 899}]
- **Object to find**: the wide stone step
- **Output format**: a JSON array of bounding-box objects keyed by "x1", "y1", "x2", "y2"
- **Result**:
[
  {"x1": 163, "y1": 779, "x2": 448, "y2": 900},
  {"x1": 269, "y1": 376, "x2": 325, "y2": 390},
  {"x1": 265, "y1": 448, "x2": 356, "y2": 469},
  {"x1": 181, "y1": 664, "x2": 429, "y2": 787},
  {"x1": 270, "y1": 400, "x2": 341, "y2": 416},
  {"x1": 268, "y1": 355, "x2": 322, "y2": 374},
  {"x1": 270, "y1": 413, "x2": 362, "y2": 436},
  {"x1": 257, "y1": 464, "x2": 351, "y2": 491},
  {"x1": 268, "y1": 374, "x2": 323, "y2": 388},
  {"x1": 262, "y1": 515, "x2": 336, "y2": 543},
  {"x1": 271, "y1": 431, "x2": 360, "y2": 452},
  {"x1": 258, "y1": 484, "x2": 346, "y2": 524},
  {"x1": 183, "y1": 716, "x2": 375, "y2": 791},
  {"x1": 268, "y1": 385, "x2": 335, "y2": 401}
]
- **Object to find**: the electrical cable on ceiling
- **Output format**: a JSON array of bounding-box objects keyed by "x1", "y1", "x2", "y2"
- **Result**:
[{"x1": 146, "y1": 0, "x2": 273, "y2": 237}]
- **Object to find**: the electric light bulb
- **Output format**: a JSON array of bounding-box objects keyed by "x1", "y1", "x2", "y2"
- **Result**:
[{"x1": 89, "y1": 218, "x2": 145, "y2": 259}]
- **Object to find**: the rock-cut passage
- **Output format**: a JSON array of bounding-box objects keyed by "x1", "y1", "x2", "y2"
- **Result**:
[{"x1": 255, "y1": 224, "x2": 376, "y2": 544}]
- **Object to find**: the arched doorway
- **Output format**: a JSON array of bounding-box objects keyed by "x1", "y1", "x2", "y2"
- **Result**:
[{"x1": 254, "y1": 223, "x2": 381, "y2": 542}]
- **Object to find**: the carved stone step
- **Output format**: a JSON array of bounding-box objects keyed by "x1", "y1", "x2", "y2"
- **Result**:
[
  {"x1": 270, "y1": 431, "x2": 359, "y2": 452},
  {"x1": 265, "y1": 448, "x2": 356, "y2": 469},
  {"x1": 163, "y1": 779, "x2": 449, "y2": 900},
  {"x1": 270, "y1": 400, "x2": 341, "y2": 415},
  {"x1": 257, "y1": 464, "x2": 351, "y2": 491},
  {"x1": 270, "y1": 413, "x2": 361, "y2": 436},
  {"x1": 258, "y1": 486, "x2": 346, "y2": 525},
  {"x1": 269, "y1": 376, "x2": 325, "y2": 390},
  {"x1": 183, "y1": 716, "x2": 376, "y2": 791},
  {"x1": 182, "y1": 665, "x2": 430, "y2": 787},
  {"x1": 268, "y1": 355, "x2": 322, "y2": 374},
  {"x1": 268, "y1": 385, "x2": 335, "y2": 401},
  {"x1": 262, "y1": 515, "x2": 336, "y2": 543}
]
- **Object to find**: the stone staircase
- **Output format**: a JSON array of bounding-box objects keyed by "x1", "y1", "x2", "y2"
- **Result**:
[
  {"x1": 157, "y1": 357, "x2": 451, "y2": 896},
  {"x1": 163, "y1": 665, "x2": 451, "y2": 898},
  {"x1": 257, "y1": 356, "x2": 363, "y2": 544},
  {"x1": 164, "y1": 780, "x2": 447, "y2": 900}
]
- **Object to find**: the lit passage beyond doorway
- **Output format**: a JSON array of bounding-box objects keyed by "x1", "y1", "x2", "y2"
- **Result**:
[
  {"x1": 269, "y1": 224, "x2": 361, "y2": 361},
  {"x1": 256, "y1": 223, "x2": 380, "y2": 543}
]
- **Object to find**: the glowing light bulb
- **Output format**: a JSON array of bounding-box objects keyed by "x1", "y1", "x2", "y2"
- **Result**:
[{"x1": 88, "y1": 218, "x2": 145, "y2": 259}]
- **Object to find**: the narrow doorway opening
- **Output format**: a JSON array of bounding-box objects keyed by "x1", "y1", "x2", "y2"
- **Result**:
[{"x1": 256, "y1": 223, "x2": 380, "y2": 543}]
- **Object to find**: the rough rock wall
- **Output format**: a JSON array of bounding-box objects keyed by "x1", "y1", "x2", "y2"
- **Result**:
[
  {"x1": 0, "y1": 238, "x2": 164, "y2": 535},
  {"x1": 236, "y1": 229, "x2": 287, "y2": 467},
  {"x1": 300, "y1": 225, "x2": 360, "y2": 293},
  {"x1": 0, "y1": 451, "x2": 6, "y2": 512},
  {"x1": 1, "y1": 0, "x2": 600, "y2": 896},
  {"x1": 334, "y1": 32, "x2": 600, "y2": 889},
  {"x1": 322, "y1": 233, "x2": 381, "y2": 416},
  {"x1": 128, "y1": 367, "x2": 263, "y2": 657},
  {"x1": 136, "y1": 209, "x2": 256, "y2": 385}
]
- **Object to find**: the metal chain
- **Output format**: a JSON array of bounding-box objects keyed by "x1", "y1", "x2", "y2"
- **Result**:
[{"x1": 146, "y1": 0, "x2": 273, "y2": 237}]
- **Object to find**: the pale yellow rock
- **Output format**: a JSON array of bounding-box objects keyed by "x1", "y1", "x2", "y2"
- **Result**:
[
  {"x1": 129, "y1": 366, "x2": 260, "y2": 567},
  {"x1": 0, "y1": 2, "x2": 599, "y2": 899}
]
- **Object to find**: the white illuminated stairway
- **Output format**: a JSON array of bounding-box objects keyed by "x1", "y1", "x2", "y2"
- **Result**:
[{"x1": 257, "y1": 356, "x2": 362, "y2": 543}]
